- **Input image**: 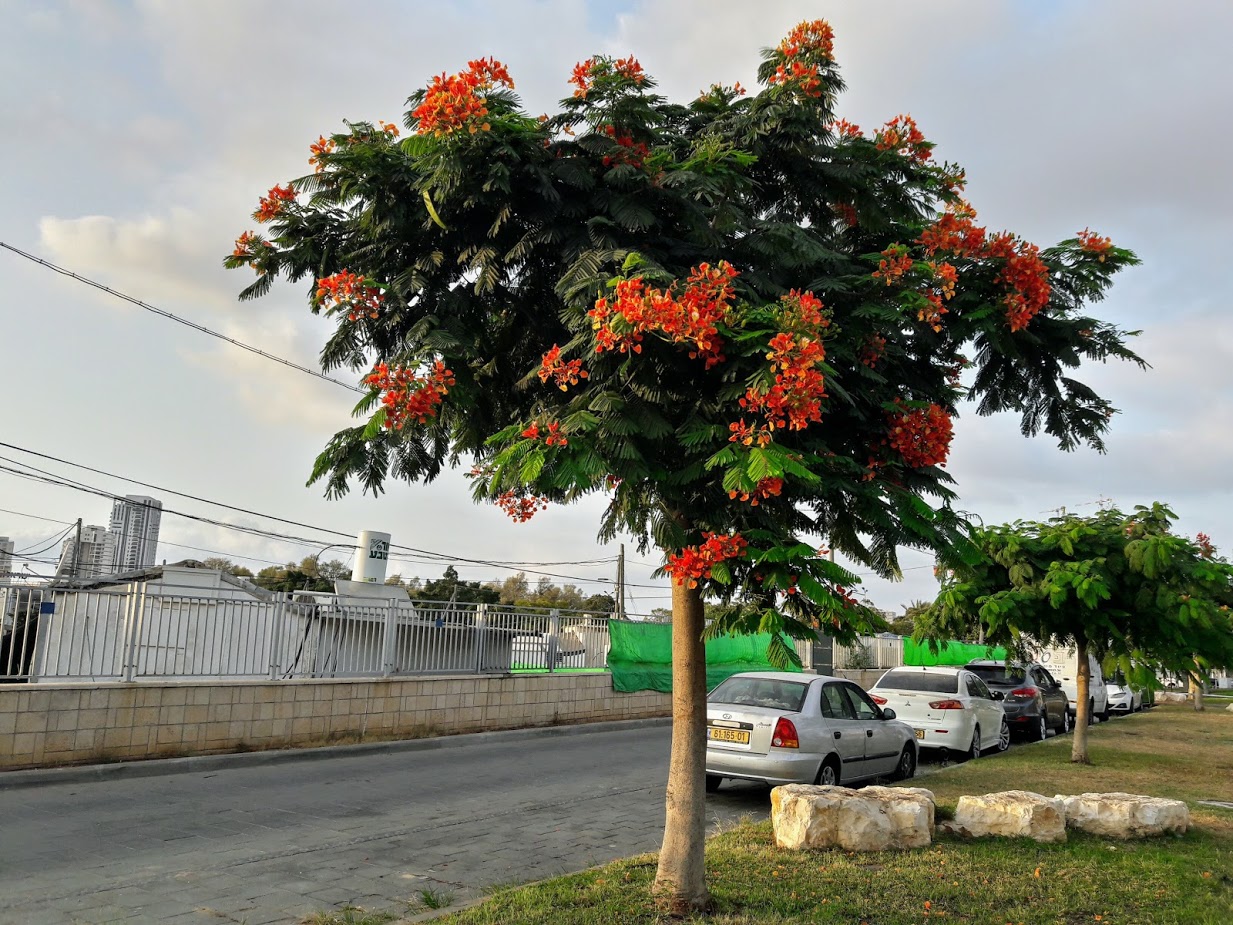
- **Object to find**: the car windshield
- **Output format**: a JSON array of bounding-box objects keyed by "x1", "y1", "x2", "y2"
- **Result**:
[
  {"x1": 708, "y1": 677, "x2": 808, "y2": 712},
  {"x1": 967, "y1": 665, "x2": 1027, "y2": 685},
  {"x1": 875, "y1": 671, "x2": 958, "y2": 694}
]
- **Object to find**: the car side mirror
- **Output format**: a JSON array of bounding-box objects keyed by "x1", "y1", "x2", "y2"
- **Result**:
[
  {"x1": 880, "y1": 707, "x2": 897, "y2": 720},
  {"x1": 991, "y1": 691, "x2": 1005, "y2": 701}
]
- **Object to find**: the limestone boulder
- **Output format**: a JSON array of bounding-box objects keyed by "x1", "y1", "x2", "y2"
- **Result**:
[
  {"x1": 770, "y1": 784, "x2": 935, "y2": 851},
  {"x1": 1225, "y1": 703, "x2": 1233, "y2": 713},
  {"x1": 1155, "y1": 691, "x2": 1188, "y2": 703},
  {"x1": 953, "y1": 791, "x2": 1067, "y2": 843},
  {"x1": 1055, "y1": 792, "x2": 1189, "y2": 838}
]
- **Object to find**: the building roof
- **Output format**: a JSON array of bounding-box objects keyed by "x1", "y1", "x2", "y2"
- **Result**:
[{"x1": 52, "y1": 559, "x2": 274, "y2": 600}]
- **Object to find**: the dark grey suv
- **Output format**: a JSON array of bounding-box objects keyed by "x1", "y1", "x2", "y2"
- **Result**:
[{"x1": 966, "y1": 661, "x2": 1070, "y2": 741}]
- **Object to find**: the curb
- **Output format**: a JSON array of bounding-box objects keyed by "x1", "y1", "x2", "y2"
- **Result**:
[{"x1": 0, "y1": 716, "x2": 671, "y2": 791}]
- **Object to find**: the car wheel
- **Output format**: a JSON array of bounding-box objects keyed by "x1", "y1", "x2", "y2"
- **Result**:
[
  {"x1": 1087, "y1": 700, "x2": 1095, "y2": 725},
  {"x1": 1100, "y1": 704, "x2": 1111, "y2": 722},
  {"x1": 816, "y1": 757, "x2": 840, "y2": 787},
  {"x1": 892, "y1": 745, "x2": 916, "y2": 781},
  {"x1": 996, "y1": 718, "x2": 1011, "y2": 752},
  {"x1": 1032, "y1": 714, "x2": 1048, "y2": 742},
  {"x1": 963, "y1": 726, "x2": 981, "y2": 761},
  {"x1": 705, "y1": 774, "x2": 722, "y2": 793},
  {"x1": 1060, "y1": 709, "x2": 1071, "y2": 734}
]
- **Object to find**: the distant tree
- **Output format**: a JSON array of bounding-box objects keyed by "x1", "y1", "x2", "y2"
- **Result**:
[
  {"x1": 491, "y1": 572, "x2": 530, "y2": 604},
  {"x1": 418, "y1": 566, "x2": 500, "y2": 605},
  {"x1": 200, "y1": 556, "x2": 255, "y2": 578},
  {"x1": 384, "y1": 573, "x2": 406, "y2": 587},
  {"x1": 919, "y1": 504, "x2": 1233, "y2": 763},
  {"x1": 582, "y1": 592, "x2": 616, "y2": 614},
  {"x1": 888, "y1": 599, "x2": 931, "y2": 636}
]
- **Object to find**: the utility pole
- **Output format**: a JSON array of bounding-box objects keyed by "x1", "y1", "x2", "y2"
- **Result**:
[
  {"x1": 71, "y1": 518, "x2": 82, "y2": 578},
  {"x1": 616, "y1": 543, "x2": 626, "y2": 620}
]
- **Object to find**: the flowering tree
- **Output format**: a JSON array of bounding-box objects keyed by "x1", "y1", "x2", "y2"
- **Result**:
[
  {"x1": 227, "y1": 20, "x2": 1143, "y2": 911},
  {"x1": 920, "y1": 504, "x2": 1233, "y2": 763}
]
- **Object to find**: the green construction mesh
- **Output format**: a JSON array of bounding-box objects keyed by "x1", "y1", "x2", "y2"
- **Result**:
[
  {"x1": 608, "y1": 620, "x2": 799, "y2": 693},
  {"x1": 903, "y1": 637, "x2": 1008, "y2": 666}
]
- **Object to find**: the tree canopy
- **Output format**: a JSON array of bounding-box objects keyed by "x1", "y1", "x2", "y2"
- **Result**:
[
  {"x1": 919, "y1": 503, "x2": 1233, "y2": 760},
  {"x1": 226, "y1": 17, "x2": 1143, "y2": 910}
]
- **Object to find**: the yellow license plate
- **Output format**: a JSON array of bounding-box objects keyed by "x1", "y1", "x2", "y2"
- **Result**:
[
  {"x1": 914, "y1": 729, "x2": 925, "y2": 740},
  {"x1": 707, "y1": 727, "x2": 750, "y2": 744}
]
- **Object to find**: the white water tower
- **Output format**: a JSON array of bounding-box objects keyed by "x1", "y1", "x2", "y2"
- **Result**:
[{"x1": 351, "y1": 530, "x2": 392, "y2": 583}]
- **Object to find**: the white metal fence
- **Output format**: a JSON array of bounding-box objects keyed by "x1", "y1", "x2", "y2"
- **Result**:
[
  {"x1": 831, "y1": 634, "x2": 905, "y2": 670},
  {"x1": 0, "y1": 583, "x2": 612, "y2": 683}
]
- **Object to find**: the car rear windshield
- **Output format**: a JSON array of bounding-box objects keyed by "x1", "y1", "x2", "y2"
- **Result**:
[
  {"x1": 708, "y1": 677, "x2": 808, "y2": 712},
  {"x1": 874, "y1": 671, "x2": 958, "y2": 694},
  {"x1": 967, "y1": 665, "x2": 1027, "y2": 685}
]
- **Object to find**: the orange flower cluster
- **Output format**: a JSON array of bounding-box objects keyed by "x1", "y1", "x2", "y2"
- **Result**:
[
  {"x1": 918, "y1": 203, "x2": 1051, "y2": 331},
  {"x1": 538, "y1": 345, "x2": 588, "y2": 390},
  {"x1": 364, "y1": 361, "x2": 455, "y2": 429},
  {"x1": 859, "y1": 334, "x2": 887, "y2": 367},
  {"x1": 589, "y1": 262, "x2": 738, "y2": 367},
  {"x1": 728, "y1": 419, "x2": 775, "y2": 448},
  {"x1": 497, "y1": 490, "x2": 548, "y2": 523},
  {"x1": 769, "y1": 60, "x2": 823, "y2": 97},
  {"x1": 917, "y1": 201, "x2": 986, "y2": 258},
  {"x1": 779, "y1": 19, "x2": 836, "y2": 59},
  {"x1": 834, "y1": 202, "x2": 859, "y2": 227},
  {"x1": 254, "y1": 184, "x2": 295, "y2": 223},
  {"x1": 569, "y1": 56, "x2": 647, "y2": 99},
  {"x1": 599, "y1": 124, "x2": 651, "y2": 168},
  {"x1": 1077, "y1": 227, "x2": 1113, "y2": 261},
  {"x1": 664, "y1": 532, "x2": 748, "y2": 588},
  {"x1": 379, "y1": 121, "x2": 399, "y2": 137},
  {"x1": 1196, "y1": 532, "x2": 1215, "y2": 558},
  {"x1": 231, "y1": 231, "x2": 270, "y2": 269},
  {"x1": 413, "y1": 58, "x2": 514, "y2": 136},
  {"x1": 873, "y1": 246, "x2": 913, "y2": 285},
  {"x1": 521, "y1": 420, "x2": 568, "y2": 447},
  {"x1": 918, "y1": 291, "x2": 948, "y2": 332},
  {"x1": 985, "y1": 232, "x2": 1050, "y2": 332},
  {"x1": 729, "y1": 477, "x2": 784, "y2": 506},
  {"x1": 309, "y1": 136, "x2": 335, "y2": 173},
  {"x1": 929, "y1": 261, "x2": 958, "y2": 301},
  {"x1": 887, "y1": 402, "x2": 954, "y2": 468},
  {"x1": 830, "y1": 119, "x2": 862, "y2": 139},
  {"x1": 315, "y1": 271, "x2": 385, "y2": 321},
  {"x1": 875, "y1": 115, "x2": 931, "y2": 162}
]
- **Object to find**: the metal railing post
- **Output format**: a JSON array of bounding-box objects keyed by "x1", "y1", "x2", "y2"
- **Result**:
[
  {"x1": 267, "y1": 593, "x2": 287, "y2": 680},
  {"x1": 547, "y1": 609, "x2": 560, "y2": 673},
  {"x1": 381, "y1": 597, "x2": 398, "y2": 677},
  {"x1": 120, "y1": 582, "x2": 141, "y2": 682},
  {"x1": 474, "y1": 603, "x2": 487, "y2": 674}
]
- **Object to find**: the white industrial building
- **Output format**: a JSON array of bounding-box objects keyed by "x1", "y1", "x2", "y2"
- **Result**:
[{"x1": 104, "y1": 495, "x2": 162, "y2": 572}]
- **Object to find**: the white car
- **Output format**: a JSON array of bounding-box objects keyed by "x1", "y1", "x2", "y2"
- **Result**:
[
  {"x1": 1105, "y1": 679, "x2": 1143, "y2": 714},
  {"x1": 705, "y1": 672, "x2": 919, "y2": 791},
  {"x1": 870, "y1": 666, "x2": 1011, "y2": 761},
  {"x1": 1038, "y1": 648, "x2": 1109, "y2": 722}
]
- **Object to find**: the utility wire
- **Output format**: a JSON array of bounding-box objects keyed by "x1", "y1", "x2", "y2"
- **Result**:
[
  {"x1": 0, "y1": 241, "x2": 365, "y2": 395},
  {"x1": 0, "y1": 507, "x2": 76, "y2": 526}
]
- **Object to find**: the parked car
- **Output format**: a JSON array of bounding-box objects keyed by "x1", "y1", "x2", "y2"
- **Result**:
[
  {"x1": 966, "y1": 660, "x2": 1070, "y2": 741},
  {"x1": 1104, "y1": 673, "x2": 1144, "y2": 714},
  {"x1": 869, "y1": 666, "x2": 1010, "y2": 760},
  {"x1": 704, "y1": 672, "x2": 918, "y2": 791},
  {"x1": 1039, "y1": 648, "x2": 1110, "y2": 722}
]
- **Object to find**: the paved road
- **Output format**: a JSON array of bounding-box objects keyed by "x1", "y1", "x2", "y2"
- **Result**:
[{"x1": 0, "y1": 722, "x2": 776, "y2": 925}]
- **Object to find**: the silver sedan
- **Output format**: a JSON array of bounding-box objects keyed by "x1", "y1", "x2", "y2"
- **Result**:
[{"x1": 704, "y1": 671, "x2": 919, "y2": 791}]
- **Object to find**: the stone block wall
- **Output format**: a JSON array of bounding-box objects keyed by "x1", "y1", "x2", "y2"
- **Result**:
[{"x1": 0, "y1": 673, "x2": 670, "y2": 771}]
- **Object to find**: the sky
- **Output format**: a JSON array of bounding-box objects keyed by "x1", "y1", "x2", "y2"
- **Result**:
[{"x1": 2, "y1": 0, "x2": 1231, "y2": 616}]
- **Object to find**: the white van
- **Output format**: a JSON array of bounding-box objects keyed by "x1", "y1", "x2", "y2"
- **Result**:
[{"x1": 1037, "y1": 647, "x2": 1109, "y2": 722}]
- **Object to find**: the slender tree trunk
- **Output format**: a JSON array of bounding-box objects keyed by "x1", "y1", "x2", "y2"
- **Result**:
[
  {"x1": 1071, "y1": 640, "x2": 1091, "y2": 764},
  {"x1": 653, "y1": 580, "x2": 711, "y2": 913},
  {"x1": 1190, "y1": 671, "x2": 1205, "y2": 712}
]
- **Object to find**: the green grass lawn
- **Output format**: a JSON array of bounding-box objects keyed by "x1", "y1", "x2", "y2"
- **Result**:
[{"x1": 414, "y1": 704, "x2": 1232, "y2": 925}]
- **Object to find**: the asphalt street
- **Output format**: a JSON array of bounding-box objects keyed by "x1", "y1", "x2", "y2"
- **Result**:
[{"x1": 0, "y1": 721, "x2": 774, "y2": 925}]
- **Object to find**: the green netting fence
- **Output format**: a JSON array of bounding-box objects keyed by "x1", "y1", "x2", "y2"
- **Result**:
[
  {"x1": 902, "y1": 637, "x2": 1008, "y2": 666},
  {"x1": 608, "y1": 620, "x2": 799, "y2": 693}
]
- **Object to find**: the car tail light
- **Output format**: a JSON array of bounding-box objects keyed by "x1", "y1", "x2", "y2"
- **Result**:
[
  {"x1": 772, "y1": 717, "x2": 800, "y2": 748},
  {"x1": 928, "y1": 699, "x2": 965, "y2": 710},
  {"x1": 1011, "y1": 688, "x2": 1037, "y2": 698},
  {"x1": 870, "y1": 694, "x2": 887, "y2": 705}
]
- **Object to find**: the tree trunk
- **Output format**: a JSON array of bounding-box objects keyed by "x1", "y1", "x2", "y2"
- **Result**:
[
  {"x1": 1190, "y1": 672, "x2": 1205, "y2": 712},
  {"x1": 653, "y1": 580, "x2": 711, "y2": 913},
  {"x1": 1071, "y1": 640, "x2": 1091, "y2": 764}
]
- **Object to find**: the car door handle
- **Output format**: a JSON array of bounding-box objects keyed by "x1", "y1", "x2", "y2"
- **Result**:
[
  {"x1": 866, "y1": 729, "x2": 873, "y2": 737},
  {"x1": 833, "y1": 731, "x2": 841, "y2": 739}
]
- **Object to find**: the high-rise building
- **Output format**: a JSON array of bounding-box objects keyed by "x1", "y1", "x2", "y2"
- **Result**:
[
  {"x1": 104, "y1": 496, "x2": 162, "y2": 572},
  {"x1": 0, "y1": 536, "x2": 13, "y2": 583},
  {"x1": 58, "y1": 525, "x2": 110, "y2": 578}
]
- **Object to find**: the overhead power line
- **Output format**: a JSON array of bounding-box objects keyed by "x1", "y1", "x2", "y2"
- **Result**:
[{"x1": 0, "y1": 240, "x2": 364, "y2": 395}]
